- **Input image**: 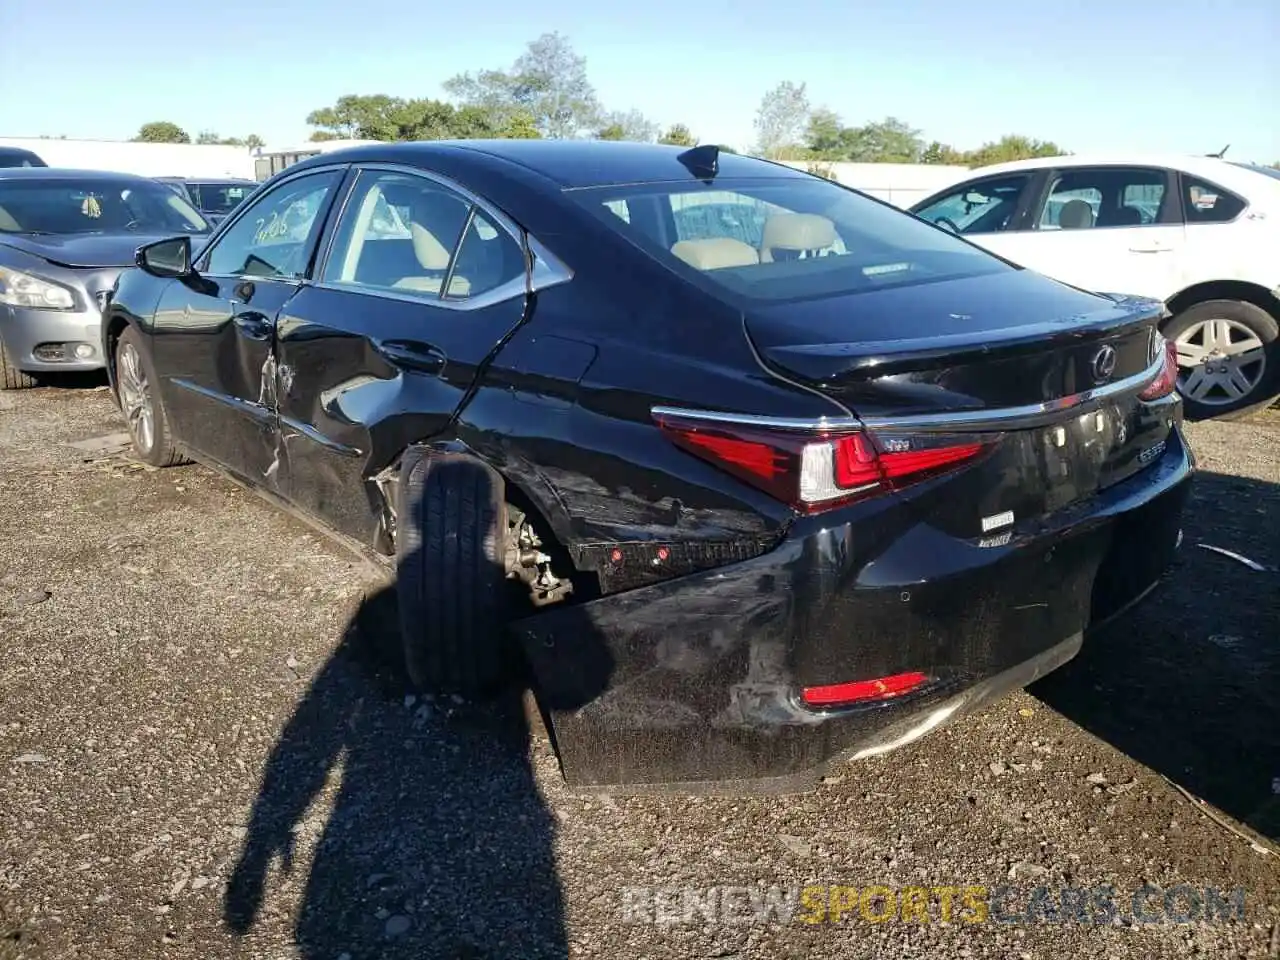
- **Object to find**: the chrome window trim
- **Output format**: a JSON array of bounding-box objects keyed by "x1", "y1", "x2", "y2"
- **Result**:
[
  {"x1": 651, "y1": 350, "x2": 1167, "y2": 435},
  {"x1": 308, "y1": 162, "x2": 574, "y2": 312}
]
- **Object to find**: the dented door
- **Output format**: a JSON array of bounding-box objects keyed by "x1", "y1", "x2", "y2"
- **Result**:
[
  {"x1": 151, "y1": 167, "x2": 347, "y2": 486},
  {"x1": 152, "y1": 274, "x2": 300, "y2": 486}
]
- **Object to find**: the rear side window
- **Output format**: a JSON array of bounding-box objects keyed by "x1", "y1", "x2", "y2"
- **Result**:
[
  {"x1": 322, "y1": 170, "x2": 525, "y2": 302},
  {"x1": 577, "y1": 177, "x2": 1009, "y2": 304},
  {"x1": 1182, "y1": 176, "x2": 1246, "y2": 223},
  {"x1": 912, "y1": 175, "x2": 1033, "y2": 235},
  {"x1": 1037, "y1": 167, "x2": 1167, "y2": 229}
]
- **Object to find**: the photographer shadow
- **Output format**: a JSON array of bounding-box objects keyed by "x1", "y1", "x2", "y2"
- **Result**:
[{"x1": 222, "y1": 576, "x2": 588, "y2": 959}]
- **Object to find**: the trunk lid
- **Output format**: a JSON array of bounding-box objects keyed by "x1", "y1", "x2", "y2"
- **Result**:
[{"x1": 746, "y1": 270, "x2": 1174, "y2": 538}]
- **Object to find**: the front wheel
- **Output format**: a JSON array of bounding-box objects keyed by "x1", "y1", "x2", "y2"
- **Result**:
[
  {"x1": 1165, "y1": 299, "x2": 1279, "y2": 420},
  {"x1": 114, "y1": 325, "x2": 188, "y2": 467}
]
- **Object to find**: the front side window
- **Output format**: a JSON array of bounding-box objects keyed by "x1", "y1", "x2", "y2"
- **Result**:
[
  {"x1": 0, "y1": 177, "x2": 209, "y2": 235},
  {"x1": 323, "y1": 170, "x2": 525, "y2": 301},
  {"x1": 1037, "y1": 167, "x2": 1167, "y2": 230},
  {"x1": 1182, "y1": 176, "x2": 1246, "y2": 224},
  {"x1": 573, "y1": 176, "x2": 1011, "y2": 304},
  {"x1": 912, "y1": 175, "x2": 1033, "y2": 236},
  {"x1": 203, "y1": 171, "x2": 341, "y2": 279}
]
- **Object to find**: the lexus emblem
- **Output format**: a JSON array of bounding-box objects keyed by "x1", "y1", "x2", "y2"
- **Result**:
[{"x1": 1091, "y1": 345, "x2": 1118, "y2": 383}]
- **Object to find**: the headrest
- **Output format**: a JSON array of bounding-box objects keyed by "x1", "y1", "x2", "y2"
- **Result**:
[
  {"x1": 670, "y1": 237, "x2": 760, "y2": 271},
  {"x1": 760, "y1": 213, "x2": 837, "y2": 261},
  {"x1": 409, "y1": 191, "x2": 469, "y2": 270},
  {"x1": 1058, "y1": 199, "x2": 1094, "y2": 229}
]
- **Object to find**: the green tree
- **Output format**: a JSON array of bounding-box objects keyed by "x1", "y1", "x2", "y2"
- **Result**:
[
  {"x1": 445, "y1": 32, "x2": 601, "y2": 139},
  {"x1": 658, "y1": 123, "x2": 697, "y2": 147},
  {"x1": 920, "y1": 140, "x2": 965, "y2": 164},
  {"x1": 244, "y1": 134, "x2": 265, "y2": 150},
  {"x1": 962, "y1": 135, "x2": 1065, "y2": 167},
  {"x1": 805, "y1": 107, "x2": 845, "y2": 159},
  {"x1": 595, "y1": 109, "x2": 659, "y2": 142},
  {"x1": 305, "y1": 95, "x2": 511, "y2": 142},
  {"x1": 753, "y1": 81, "x2": 809, "y2": 159},
  {"x1": 842, "y1": 117, "x2": 923, "y2": 163},
  {"x1": 133, "y1": 121, "x2": 190, "y2": 144},
  {"x1": 501, "y1": 112, "x2": 542, "y2": 139}
]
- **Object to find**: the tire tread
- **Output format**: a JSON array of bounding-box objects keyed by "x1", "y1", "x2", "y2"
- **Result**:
[{"x1": 398, "y1": 453, "x2": 508, "y2": 695}]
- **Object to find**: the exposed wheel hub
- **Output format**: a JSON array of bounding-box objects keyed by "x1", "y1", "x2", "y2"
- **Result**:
[{"x1": 506, "y1": 507, "x2": 573, "y2": 607}]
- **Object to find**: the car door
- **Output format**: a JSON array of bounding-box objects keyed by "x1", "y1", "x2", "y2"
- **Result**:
[
  {"x1": 151, "y1": 167, "x2": 346, "y2": 483},
  {"x1": 271, "y1": 165, "x2": 533, "y2": 544},
  {"x1": 1001, "y1": 165, "x2": 1187, "y2": 299},
  {"x1": 910, "y1": 171, "x2": 1043, "y2": 263}
]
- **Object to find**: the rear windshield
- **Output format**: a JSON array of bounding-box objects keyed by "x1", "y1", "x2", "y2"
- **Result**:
[
  {"x1": 190, "y1": 182, "x2": 255, "y2": 214},
  {"x1": 567, "y1": 177, "x2": 1011, "y2": 303},
  {"x1": 1229, "y1": 162, "x2": 1280, "y2": 182},
  {"x1": 0, "y1": 178, "x2": 210, "y2": 235}
]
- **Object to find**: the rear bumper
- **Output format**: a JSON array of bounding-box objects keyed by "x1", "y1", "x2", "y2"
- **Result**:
[
  {"x1": 518, "y1": 424, "x2": 1194, "y2": 793},
  {"x1": 0, "y1": 304, "x2": 106, "y2": 372}
]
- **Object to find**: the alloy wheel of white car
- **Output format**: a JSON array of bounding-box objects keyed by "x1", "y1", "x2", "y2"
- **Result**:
[{"x1": 1174, "y1": 317, "x2": 1267, "y2": 407}]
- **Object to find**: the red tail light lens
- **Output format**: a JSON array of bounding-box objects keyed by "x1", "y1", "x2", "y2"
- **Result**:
[
  {"x1": 654, "y1": 412, "x2": 987, "y2": 514},
  {"x1": 1139, "y1": 335, "x2": 1179, "y2": 401},
  {"x1": 801, "y1": 670, "x2": 929, "y2": 708}
]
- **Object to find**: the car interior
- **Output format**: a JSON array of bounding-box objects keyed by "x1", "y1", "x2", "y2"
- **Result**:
[{"x1": 326, "y1": 179, "x2": 524, "y2": 298}]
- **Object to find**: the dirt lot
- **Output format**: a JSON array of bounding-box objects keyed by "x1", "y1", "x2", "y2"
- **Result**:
[{"x1": 1, "y1": 382, "x2": 1277, "y2": 960}]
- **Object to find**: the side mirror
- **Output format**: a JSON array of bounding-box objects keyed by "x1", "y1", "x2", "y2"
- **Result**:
[{"x1": 136, "y1": 236, "x2": 193, "y2": 279}]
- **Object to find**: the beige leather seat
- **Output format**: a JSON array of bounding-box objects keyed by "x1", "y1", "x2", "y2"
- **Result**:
[
  {"x1": 0, "y1": 205, "x2": 20, "y2": 231},
  {"x1": 671, "y1": 237, "x2": 760, "y2": 270},
  {"x1": 1058, "y1": 199, "x2": 1095, "y2": 229},
  {"x1": 759, "y1": 213, "x2": 836, "y2": 262},
  {"x1": 394, "y1": 191, "x2": 471, "y2": 295}
]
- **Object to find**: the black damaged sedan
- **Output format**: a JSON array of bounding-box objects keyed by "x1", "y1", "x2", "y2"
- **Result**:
[{"x1": 102, "y1": 140, "x2": 1192, "y2": 792}]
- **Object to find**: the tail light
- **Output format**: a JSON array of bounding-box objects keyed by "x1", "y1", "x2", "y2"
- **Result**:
[
  {"x1": 654, "y1": 411, "x2": 988, "y2": 514},
  {"x1": 1139, "y1": 335, "x2": 1178, "y2": 401}
]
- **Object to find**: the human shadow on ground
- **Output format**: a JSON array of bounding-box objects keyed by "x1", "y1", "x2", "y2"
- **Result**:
[
  {"x1": 1033, "y1": 468, "x2": 1280, "y2": 842},
  {"x1": 222, "y1": 577, "x2": 589, "y2": 959}
]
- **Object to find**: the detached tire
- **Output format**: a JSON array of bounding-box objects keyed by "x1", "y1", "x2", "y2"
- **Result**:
[
  {"x1": 1163, "y1": 299, "x2": 1279, "y2": 420},
  {"x1": 0, "y1": 338, "x2": 38, "y2": 390},
  {"x1": 396, "y1": 451, "x2": 510, "y2": 696}
]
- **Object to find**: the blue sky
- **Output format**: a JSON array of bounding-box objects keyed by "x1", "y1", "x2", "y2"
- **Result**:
[{"x1": 2, "y1": 0, "x2": 1277, "y2": 161}]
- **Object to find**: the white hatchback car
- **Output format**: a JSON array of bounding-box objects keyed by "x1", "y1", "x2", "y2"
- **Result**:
[{"x1": 911, "y1": 155, "x2": 1280, "y2": 418}]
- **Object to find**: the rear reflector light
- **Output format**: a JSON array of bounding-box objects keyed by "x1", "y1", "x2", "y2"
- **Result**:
[
  {"x1": 1138, "y1": 335, "x2": 1178, "y2": 401},
  {"x1": 802, "y1": 671, "x2": 929, "y2": 707},
  {"x1": 654, "y1": 412, "x2": 987, "y2": 514}
]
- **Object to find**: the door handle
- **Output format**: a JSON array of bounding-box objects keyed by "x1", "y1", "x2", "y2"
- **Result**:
[
  {"x1": 376, "y1": 340, "x2": 447, "y2": 376},
  {"x1": 233, "y1": 313, "x2": 273, "y2": 341},
  {"x1": 1128, "y1": 243, "x2": 1170, "y2": 253}
]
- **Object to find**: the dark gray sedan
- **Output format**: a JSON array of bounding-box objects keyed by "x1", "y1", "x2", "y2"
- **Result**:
[{"x1": 0, "y1": 167, "x2": 210, "y2": 388}]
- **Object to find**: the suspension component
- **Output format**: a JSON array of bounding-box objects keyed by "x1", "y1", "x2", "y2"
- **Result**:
[{"x1": 506, "y1": 507, "x2": 573, "y2": 607}]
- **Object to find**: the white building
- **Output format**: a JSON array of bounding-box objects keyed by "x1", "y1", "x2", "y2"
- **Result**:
[
  {"x1": 0, "y1": 137, "x2": 256, "y2": 179},
  {"x1": 779, "y1": 160, "x2": 971, "y2": 208},
  {"x1": 252, "y1": 139, "x2": 381, "y2": 180}
]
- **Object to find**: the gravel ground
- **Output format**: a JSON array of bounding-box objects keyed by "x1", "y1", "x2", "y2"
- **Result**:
[{"x1": 1, "y1": 382, "x2": 1277, "y2": 960}]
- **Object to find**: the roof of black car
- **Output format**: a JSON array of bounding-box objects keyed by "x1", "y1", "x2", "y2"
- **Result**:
[
  {"x1": 0, "y1": 167, "x2": 152, "y2": 181},
  {"x1": 298, "y1": 139, "x2": 804, "y2": 189}
]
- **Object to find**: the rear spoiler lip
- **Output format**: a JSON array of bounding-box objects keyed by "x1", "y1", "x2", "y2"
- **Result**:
[
  {"x1": 652, "y1": 347, "x2": 1168, "y2": 436},
  {"x1": 756, "y1": 295, "x2": 1166, "y2": 382}
]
